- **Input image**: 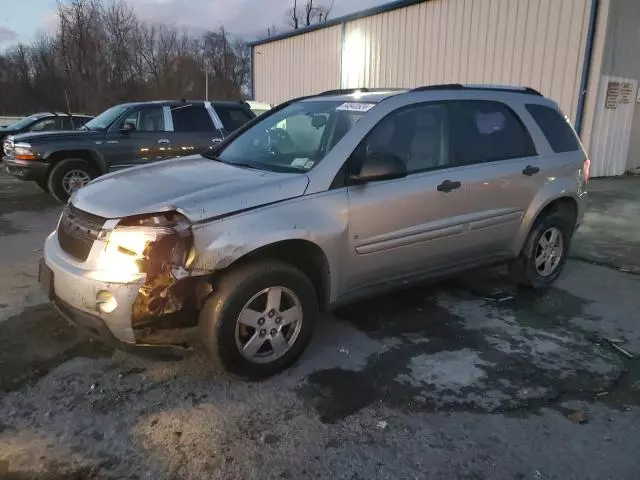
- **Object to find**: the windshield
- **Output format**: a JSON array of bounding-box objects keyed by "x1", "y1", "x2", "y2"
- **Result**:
[
  {"x1": 83, "y1": 105, "x2": 129, "y2": 131},
  {"x1": 213, "y1": 100, "x2": 371, "y2": 173},
  {"x1": 5, "y1": 115, "x2": 42, "y2": 130}
]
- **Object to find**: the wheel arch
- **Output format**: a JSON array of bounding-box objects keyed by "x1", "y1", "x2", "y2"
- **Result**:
[
  {"x1": 209, "y1": 238, "x2": 332, "y2": 312},
  {"x1": 44, "y1": 149, "x2": 106, "y2": 175},
  {"x1": 513, "y1": 194, "x2": 579, "y2": 255}
]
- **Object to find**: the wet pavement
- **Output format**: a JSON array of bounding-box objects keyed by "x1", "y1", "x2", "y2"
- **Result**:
[
  {"x1": 571, "y1": 176, "x2": 640, "y2": 274},
  {"x1": 0, "y1": 174, "x2": 639, "y2": 479}
]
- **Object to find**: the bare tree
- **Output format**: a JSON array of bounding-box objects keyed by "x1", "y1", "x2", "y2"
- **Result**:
[
  {"x1": 0, "y1": 0, "x2": 254, "y2": 116},
  {"x1": 289, "y1": 0, "x2": 333, "y2": 29}
]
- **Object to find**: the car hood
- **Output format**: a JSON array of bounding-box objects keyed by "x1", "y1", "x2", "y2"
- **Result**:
[
  {"x1": 11, "y1": 130, "x2": 101, "y2": 143},
  {"x1": 71, "y1": 155, "x2": 310, "y2": 222}
]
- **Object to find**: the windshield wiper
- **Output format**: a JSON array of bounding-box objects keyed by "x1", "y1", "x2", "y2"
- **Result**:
[
  {"x1": 229, "y1": 161, "x2": 263, "y2": 170},
  {"x1": 203, "y1": 154, "x2": 261, "y2": 170}
]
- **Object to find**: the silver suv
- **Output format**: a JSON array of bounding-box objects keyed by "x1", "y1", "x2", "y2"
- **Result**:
[{"x1": 40, "y1": 84, "x2": 589, "y2": 378}]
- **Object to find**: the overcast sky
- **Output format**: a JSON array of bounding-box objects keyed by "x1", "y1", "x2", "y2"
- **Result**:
[{"x1": 1, "y1": 0, "x2": 389, "y2": 47}]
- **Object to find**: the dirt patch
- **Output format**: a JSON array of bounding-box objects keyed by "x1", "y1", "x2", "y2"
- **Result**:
[{"x1": 0, "y1": 304, "x2": 112, "y2": 392}]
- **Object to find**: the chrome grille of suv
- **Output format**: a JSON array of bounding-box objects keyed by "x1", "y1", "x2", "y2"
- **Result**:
[{"x1": 57, "y1": 204, "x2": 106, "y2": 262}]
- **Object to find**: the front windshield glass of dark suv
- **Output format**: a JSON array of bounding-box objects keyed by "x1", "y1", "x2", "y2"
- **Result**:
[
  {"x1": 83, "y1": 105, "x2": 129, "y2": 131},
  {"x1": 213, "y1": 100, "x2": 372, "y2": 173}
]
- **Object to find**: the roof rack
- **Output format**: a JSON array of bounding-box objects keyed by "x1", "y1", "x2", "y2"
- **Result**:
[
  {"x1": 318, "y1": 87, "x2": 405, "y2": 96},
  {"x1": 410, "y1": 84, "x2": 543, "y2": 96}
]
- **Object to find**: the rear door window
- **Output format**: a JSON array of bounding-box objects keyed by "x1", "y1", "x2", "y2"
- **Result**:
[
  {"x1": 526, "y1": 104, "x2": 582, "y2": 153},
  {"x1": 62, "y1": 117, "x2": 83, "y2": 129},
  {"x1": 215, "y1": 105, "x2": 254, "y2": 131},
  {"x1": 452, "y1": 101, "x2": 536, "y2": 165},
  {"x1": 171, "y1": 104, "x2": 215, "y2": 132}
]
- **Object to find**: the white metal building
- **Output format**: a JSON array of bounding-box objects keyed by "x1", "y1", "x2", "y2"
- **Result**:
[{"x1": 250, "y1": 0, "x2": 640, "y2": 177}]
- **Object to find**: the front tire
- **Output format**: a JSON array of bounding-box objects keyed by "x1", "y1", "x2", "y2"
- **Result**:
[
  {"x1": 47, "y1": 158, "x2": 98, "y2": 203},
  {"x1": 508, "y1": 209, "x2": 575, "y2": 289},
  {"x1": 199, "y1": 261, "x2": 319, "y2": 379}
]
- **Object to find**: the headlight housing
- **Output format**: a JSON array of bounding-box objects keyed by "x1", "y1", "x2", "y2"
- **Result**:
[
  {"x1": 13, "y1": 143, "x2": 36, "y2": 161},
  {"x1": 99, "y1": 212, "x2": 193, "y2": 278}
]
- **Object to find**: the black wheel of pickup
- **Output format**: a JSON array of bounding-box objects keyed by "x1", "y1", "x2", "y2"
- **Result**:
[{"x1": 47, "y1": 158, "x2": 98, "y2": 203}]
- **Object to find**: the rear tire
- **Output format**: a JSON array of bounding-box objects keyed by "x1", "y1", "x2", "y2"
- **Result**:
[
  {"x1": 508, "y1": 209, "x2": 575, "y2": 289},
  {"x1": 47, "y1": 158, "x2": 98, "y2": 203},
  {"x1": 199, "y1": 260, "x2": 318, "y2": 379}
]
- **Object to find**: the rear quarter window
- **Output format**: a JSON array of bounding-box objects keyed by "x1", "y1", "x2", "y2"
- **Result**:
[{"x1": 525, "y1": 104, "x2": 582, "y2": 153}]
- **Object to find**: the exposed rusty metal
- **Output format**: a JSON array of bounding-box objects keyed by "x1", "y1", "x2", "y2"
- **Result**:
[{"x1": 130, "y1": 222, "x2": 199, "y2": 342}]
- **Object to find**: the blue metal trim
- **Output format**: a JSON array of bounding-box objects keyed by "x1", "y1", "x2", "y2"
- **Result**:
[
  {"x1": 248, "y1": 0, "x2": 428, "y2": 47},
  {"x1": 575, "y1": 0, "x2": 600, "y2": 136}
]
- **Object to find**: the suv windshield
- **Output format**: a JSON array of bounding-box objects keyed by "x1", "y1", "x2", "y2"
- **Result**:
[
  {"x1": 83, "y1": 105, "x2": 129, "y2": 131},
  {"x1": 213, "y1": 100, "x2": 371, "y2": 173}
]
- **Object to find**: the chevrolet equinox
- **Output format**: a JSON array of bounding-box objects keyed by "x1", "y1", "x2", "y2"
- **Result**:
[{"x1": 39, "y1": 84, "x2": 590, "y2": 378}]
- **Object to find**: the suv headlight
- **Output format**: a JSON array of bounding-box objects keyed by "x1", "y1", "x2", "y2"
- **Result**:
[
  {"x1": 13, "y1": 142, "x2": 36, "y2": 161},
  {"x1": 98, "y1": 212, "x2": 193, "y2": 278}
]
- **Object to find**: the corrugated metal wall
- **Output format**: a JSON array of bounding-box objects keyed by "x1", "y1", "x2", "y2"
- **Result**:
[
  {"x1": 341, "y1": 0, "x2": 592, "y2": 122},
  {"x1": 253, "y1": 0, "x2": 594, "y2": 123},
  {"x1": 252, "y1": 25, "x2": 342, "y2": 105},
  {"x1": 597, "y1": 0, "x2": 640, "y2": 173}
]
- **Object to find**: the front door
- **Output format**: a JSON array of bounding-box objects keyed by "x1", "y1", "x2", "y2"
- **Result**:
[
  {"x1": 106, "y1": 105, "x2": 171, "y2": 171},
  {"x1": 345, "y1": 102, "x2": 470, "y2": 292}
]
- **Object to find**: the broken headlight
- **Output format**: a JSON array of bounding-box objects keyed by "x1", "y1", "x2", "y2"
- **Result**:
[{"x1": 99, "y1": 212, "x2": 193, "y2": 278}]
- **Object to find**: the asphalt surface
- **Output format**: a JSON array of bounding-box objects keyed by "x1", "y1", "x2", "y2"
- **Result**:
[{"x1": 1, "y1": 173, "x2": 639, "y2": 479}]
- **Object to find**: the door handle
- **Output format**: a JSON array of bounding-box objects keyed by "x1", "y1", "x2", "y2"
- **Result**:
[
  {"x1": 212, "y1": 138, "x2": 222, "y2": 144},
  {"x1": 157, "y1": 139, "x2": 170, "y2": 145},
  {"x1": 437, "y1": 180, "x2": 462, "y2": 193},
  {"x1": 522, "y1": 165, "x2": 540, "y2": 176}
]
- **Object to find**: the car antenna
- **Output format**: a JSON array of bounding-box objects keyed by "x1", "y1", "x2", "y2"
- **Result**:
[{"x1": 64, "y1": 90, "x2": 75, "y2": 130}]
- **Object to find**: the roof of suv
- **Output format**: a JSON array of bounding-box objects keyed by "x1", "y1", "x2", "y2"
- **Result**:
[
  {"x1": 300, "y1": 84, "x2": 549, "y2": 104},
  {"x1": 116, "y1": 100, "x2": 252, "y2": 108},
  {"x1": 28, "y1": 112, "x2": 93, "y2": 118}
]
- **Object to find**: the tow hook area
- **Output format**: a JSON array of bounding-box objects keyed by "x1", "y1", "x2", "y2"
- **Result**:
[{"x1": 130, "y1": 225, "x2": 199, "y2": 350}]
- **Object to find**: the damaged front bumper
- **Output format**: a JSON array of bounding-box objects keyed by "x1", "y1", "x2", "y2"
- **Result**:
[{"x1": 41, "y1": 211, "x2": 202, "y2": 356}]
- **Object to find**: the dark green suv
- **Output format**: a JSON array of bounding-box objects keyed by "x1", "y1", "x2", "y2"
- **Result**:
[{"x1": 2, "y1": 100, "x2": 255, "y2": 202}]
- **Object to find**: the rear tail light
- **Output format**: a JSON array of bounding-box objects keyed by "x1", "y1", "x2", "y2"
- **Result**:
[{"x1": 582, "y1": 157, "x2": 591, "y2": 184}]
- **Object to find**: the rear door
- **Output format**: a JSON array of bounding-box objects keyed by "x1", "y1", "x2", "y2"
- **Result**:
[
  {"x1": 345, "y1": 102, "x2": 471, "y2": 291},
  {"x1": 450, "y1": 100, "x2": 544, "y2": 258},
  {"x1": 169, "y1": 103, "x2": 223, "y2": 157}
]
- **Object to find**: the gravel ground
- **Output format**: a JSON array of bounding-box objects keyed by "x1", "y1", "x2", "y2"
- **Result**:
[{"x1": 1, "y1": 173, "x2": 639, "y2": 480}]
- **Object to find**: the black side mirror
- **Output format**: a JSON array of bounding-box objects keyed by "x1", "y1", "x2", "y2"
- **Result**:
[
  {"x1": 120, "y1": 122, "x2": 136, "y2": 134},
  {"x1": 349, "y1": 152, "x2": 407, "y2": 185}
]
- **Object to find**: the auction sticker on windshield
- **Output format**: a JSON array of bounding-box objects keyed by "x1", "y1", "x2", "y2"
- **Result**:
[{"x1": 336, "y1": 103, "x2": 376, "y2": 112}]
